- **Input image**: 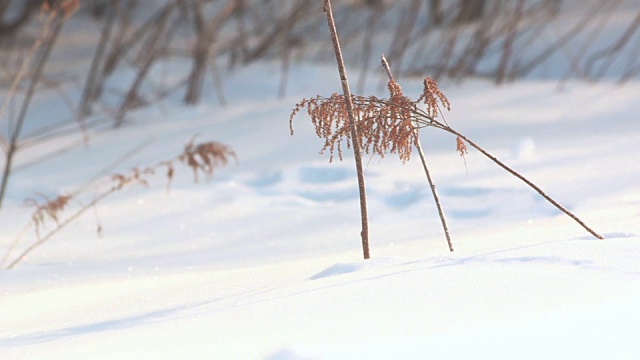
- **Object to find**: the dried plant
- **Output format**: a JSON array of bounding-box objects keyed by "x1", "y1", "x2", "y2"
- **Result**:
[
  {"x1": 24, "y1": 193, "x2": 73, "y2": 241},
  {"x1": 319, "y1": 0, "x2": 370, "y2": 259},
  {"x1": 291, "y1": 76, "x2": 454, "y2": 164},
  {"x1": 456, "y1": 136, "x2": 468, "y2": 157},
  {"x1": 292, "y1": 54, "x2": 456, "y2": 252},
  {"x1": 180, "y1": 140, "x2": 237, "y2": 182},
  {"x1": 291, "y1": 54, "x2": 604, "y2": 256},
  {"x1": 2, "y1": 138, "x2": 235, "y2": 270},
  {"x1": 381, "y1": 55, "x2": 453, "y2": 251},
  {"x1": 111, "y1": 167, "x2": 153, "y2": 190}
]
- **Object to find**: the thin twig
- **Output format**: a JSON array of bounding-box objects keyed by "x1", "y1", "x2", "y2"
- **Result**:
[
  {"x1": 409, "y1": 111, "x2": 605, "y2": 240},
  {"x1": 442, "y1": 129, "x2": 604, "y2": 240}
]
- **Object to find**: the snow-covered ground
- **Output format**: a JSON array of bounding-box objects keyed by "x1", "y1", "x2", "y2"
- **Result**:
[
  {"x1": 2, "y1": 4, "x2": 640, "y2": 357},
  {"x1": 1, "y1": 61, "x2": 638, "y2": 359}
]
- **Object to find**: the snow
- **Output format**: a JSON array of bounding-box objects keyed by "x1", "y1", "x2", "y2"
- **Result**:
[{"x1": 2, "y1": 8, "x2": 640, "y2": 360}]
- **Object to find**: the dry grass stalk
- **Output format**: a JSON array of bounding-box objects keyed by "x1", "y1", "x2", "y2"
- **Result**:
[
  {"x1": 290, "y1": 89, "x2": 421, "y2": 164},
  {"x1": 291, "y1": 56, "x2": 457, "y2": 252},
  {"x1": 321, "y1": 0, "x2": 370, "y2": 259},
  {"x1": 290, "y1": 79, "x2": 449, "y2": 164},
  {"x1": 2, "y1": 138, "x2": 235, "y2": 269},
  {"x1": 381, "y1": 54, "x2": 453, "y2": 252},
  {"x1": 25, "y1": 193, "x2": 73, "y2": 229},
  {"x1": 292, "y1": 56, "x2": 604, "y2": 253},
  {"x1": 181, "y1": 140, "x2": 236, "y2": 182}
]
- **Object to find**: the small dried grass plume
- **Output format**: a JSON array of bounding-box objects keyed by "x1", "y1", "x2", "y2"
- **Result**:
[
  {"x1": 24, "y1": 193, "x2": 72, "y2": 230},
  {"x1": 290, "y1": 77, "x2": 452, "y2": 162},
  {"x1": 180, "y1": 140, "x2": 237, "y2": 182}
]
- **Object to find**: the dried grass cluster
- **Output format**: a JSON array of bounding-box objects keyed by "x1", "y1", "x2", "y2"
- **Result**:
[
  {"x1": 291, "y1": 50, "x2": 603, "y2": 257},
  {"x1": 3, "y1": 138, "x2": 235, "y2": 269},
  {"x1": 290, "y1": 77, "x2": 452, "y2": 163},
  {"x1": 112, "y1": 167, "x2": 154, "y2": 190},
  {"x1": 25, "y1": 194, "x2": 72, "y2": 230},
  {"x1": 180, "y1": 140, "x2": 237, "y2": 182}
]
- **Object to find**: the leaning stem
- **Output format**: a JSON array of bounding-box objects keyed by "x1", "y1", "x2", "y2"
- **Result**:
[
  {"x1": 324, "y1": 0, "x2": 370, "y2": 259},
  {"x1": 381, "y1": 55, "x2": 453, "y2": 251},
  {"x1": 410, "y1": 111, "x2": 603, "y2": 240},
  {"x1": 414, "y1": 137, "x2": 454, "y2": 251},
  {"x1": 362, "y1": 93, "x2": 603, "y2": 240},
  {"x1": 444, "y1": 129, "x2": 604, "y2": 240},
  {"x1": 6, "y1": 189, "x2": 115, "y2": 270}
]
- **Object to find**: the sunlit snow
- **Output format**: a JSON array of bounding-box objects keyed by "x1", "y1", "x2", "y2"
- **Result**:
[{"x1": 1, "y1": 4, "x2": 640, "y2": 360}]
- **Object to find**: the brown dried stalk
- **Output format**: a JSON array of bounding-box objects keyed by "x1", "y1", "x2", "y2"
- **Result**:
[
  {"x1": 25, "y1": 193, "x2": 73, "y2": 229},
  {"x1": 385, "y1": 83, "x2": 603, "y2": 240},
  {"x1": 3, "y1": 139, "x2": 235, "y2": 269},
  {"x1": 322, "y1": 0, "x2": 370, "y2": 259},
  {"x1": 382, "y1": 55, "x2": 453, "y2": 252},
  {"x1": 290, "y1": 82, "x2": 444, "y2": 164},
  {"x1": 291, "y1": 61, "x2": 604, "y2": 251},
  {"x1": 290, "y1": 89, "x2": 422, "y2": 164},
  {"x1": 416, "y1": 88, "x2": 604, "y2": 241},
  {"x1": 5, "y1": 191, "x2": 113, "y2": 270},
  {"x1": 180, "y1": 139, "x2": 237, "y2": 183}
]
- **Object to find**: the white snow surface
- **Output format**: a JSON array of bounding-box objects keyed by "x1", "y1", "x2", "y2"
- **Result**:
[{"x1": 2, "y1": 51, "x2": 640, "y2": 360}]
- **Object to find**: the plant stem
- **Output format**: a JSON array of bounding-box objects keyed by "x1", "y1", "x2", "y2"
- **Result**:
[
  {"x1": 415, "y1": 139, "x2": 454, "y2": 251},
  {"x1": 411, "y1": 106, "x2": 603, "y2": 240},
  {"x1": 448, "y1": 130, "x2": 605, "y2": 240},
  {"x1": 381, "y1": 55, "x2": 453, "y2": 251},
  {"x1": 364, "y1": 98, "x2": 603, "y2": 241},
  {"x1": 6, "y1": 189, "x2": 115, "y2": 270},
  {"x1": 324, "y1": 0, "x2": 370, "y2": 259}
]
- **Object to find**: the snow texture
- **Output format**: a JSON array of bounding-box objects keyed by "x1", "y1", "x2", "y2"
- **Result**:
[{"x1": 1, "y1": 5, "x2": 640, "y2": 360}]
